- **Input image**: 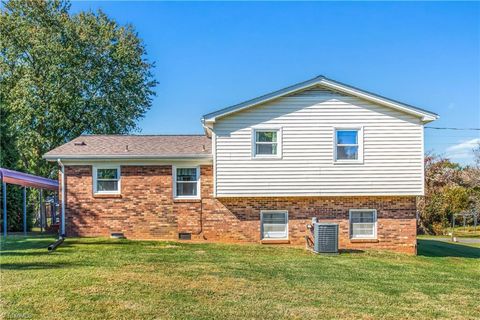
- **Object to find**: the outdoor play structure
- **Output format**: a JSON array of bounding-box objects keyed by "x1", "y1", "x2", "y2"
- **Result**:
[{"x1": 0, "y1": 168, "x2": 59, "y2": 237}]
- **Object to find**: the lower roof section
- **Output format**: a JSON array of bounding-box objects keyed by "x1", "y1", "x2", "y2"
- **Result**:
[{"x1": 43, "y1": 134, "x2": 212, "y2": 161}]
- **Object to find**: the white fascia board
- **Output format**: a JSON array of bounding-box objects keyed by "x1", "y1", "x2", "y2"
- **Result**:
[
  {"x1": 203, "y1": 77, "x2": 439, "y2": 123},
  {"x1": 201, "y1": 119, "x2": 214, "y2": 137},
  {"x1": 44, "y1": 154, "x2": 212, "y2": 160},
  {"x1": 56, "y1": 158, "x2": 213, "y2": 166},
  {"x1": 44, "y1": 155, "x2": 213, "y2": 166},
  {"x1": 203, "y1": 86, "x2": 307, "y2": 123},
  {"x1": 202, "y1": 77, "x2": 323, "y2": 122},
  {"x1": 319, "y1": 79, "x2": 439, "y2": 122}
]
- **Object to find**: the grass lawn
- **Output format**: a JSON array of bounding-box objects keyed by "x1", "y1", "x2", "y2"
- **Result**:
[
  {"x1": 1, "y1": 237, "x2": 479, "y2": 320},
  {"x1": 452, "y1": 226, "x2": 480, "y2": 238},
  {"x1": 427, "y1": 226, "x2": 480, "y2": 238}
]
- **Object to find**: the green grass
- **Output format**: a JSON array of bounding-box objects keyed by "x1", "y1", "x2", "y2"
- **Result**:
[
  {"x1": 1, "y1": 237, "x2": 479, "y2": 320},
  {"x1": 452, "y1": 226, "x2": 480, "y2": 238}
]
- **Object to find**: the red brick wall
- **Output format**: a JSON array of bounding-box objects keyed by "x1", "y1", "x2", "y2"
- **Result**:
[
  {"x1": 202, "y1": 196, "x2": 417, "y2": 254},
  {"x1": 64, "y1": 165, "x2": 178, "y2": 239},
  {"x1": 63, "y1": 164, "x2": 417, "y2": 254}
]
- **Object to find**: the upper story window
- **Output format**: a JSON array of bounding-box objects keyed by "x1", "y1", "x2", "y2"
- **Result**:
[
  {"x1": 349, "y1": 209, "x2": 377, "y2": 239},
  {"x1": 334, "y1": 128, "x2": 363, "y2": 163},
  {"x1": 93, "y1": 166, "x2": 121, "y2": 194},
  {"x1": 174, "y1": 166, "x2": 200, "y2": 199},
  {"x1": 253, "y1": 128, "x2": 282, "y2": 158}
]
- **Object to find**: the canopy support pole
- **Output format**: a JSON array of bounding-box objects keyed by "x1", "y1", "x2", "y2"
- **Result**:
[
  {"x1": 39, "y1": 189, "x2": 43, "y2": 232},
  {"x1": 451, "y1": 214, "x2": 455, "y2": 242},
  {"x1": 23, "y1": 187, "x2": 27, "y2": 235},
  {"x1": 2, "y1": 181, "x2": 6, "y2": 238}
]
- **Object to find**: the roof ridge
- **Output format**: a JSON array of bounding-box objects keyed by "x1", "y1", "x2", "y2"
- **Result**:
[
  {"x1": 202, "y1": 75, "x2": 438, "y2": 122},
  {"x1": 202, "y1": 75, "x2": 323, "y2": 120}
]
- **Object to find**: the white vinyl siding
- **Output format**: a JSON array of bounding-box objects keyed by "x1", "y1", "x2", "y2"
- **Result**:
[
  {"x1": 261, "y1": 210, "x2": 288, "y2": 239},
  {"x1": 213, "y1": 88, "x2": 424, "y2": 196},
  {"x1": 349, "y1": 209, "x2": 377, "y2": 239}
]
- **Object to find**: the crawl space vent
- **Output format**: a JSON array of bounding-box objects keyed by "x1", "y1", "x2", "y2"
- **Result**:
[
  {"x1": 178, "y1": 233, "x2": 192, "y2": 240},
  {"x1": 110, "y1": 232, "x2": 126, "y2": 239}
]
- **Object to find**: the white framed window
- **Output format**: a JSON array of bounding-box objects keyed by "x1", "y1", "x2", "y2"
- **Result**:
[
  {"x1": 93, "y1": 165, "x2": 121, "y2": 195},
  {"x1": 334, "y1": 127, "x2": 363, "y2": 163},
  {"x1": 261, "y1": 210, "x2": 288, "y2": 239},
  {"x1": 252, "y1": 128, "x2": 282, "y2": 159},
  {"x1": 349, "y1": 209, "x2": 377, "y2": 239},
  {"x1": 173, "y1": 166, "x2": 200, "y2": 199}
]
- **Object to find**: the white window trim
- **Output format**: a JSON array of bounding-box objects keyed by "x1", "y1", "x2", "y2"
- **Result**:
[
  {"x1": 349, "y1": 209, "x2": 377, "y2": 240},
  {"x1": 173, "y1": 165, "x2": 201, "y2": 200},
  {"x1": 92, "y1": 165, "x2": 121, "y2": 195},
  {"x1": 260, "y1": 210, "x2": 289, "y2": 240},
  {"x1": 333, "y1": 127, "x2": 364, "y2": 164},
  {"x1": 251, "y1": 127, "x2": 283, "y2": 159}
]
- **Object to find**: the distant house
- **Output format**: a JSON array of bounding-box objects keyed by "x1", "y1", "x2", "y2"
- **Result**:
[{"x1": 44, "y1": 75, "x2": 438, "y2": 254}]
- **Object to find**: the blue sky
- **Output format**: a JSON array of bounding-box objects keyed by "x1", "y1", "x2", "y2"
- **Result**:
[{"x1": 71, "y1": 1, "x2": 480, "y2": 165}]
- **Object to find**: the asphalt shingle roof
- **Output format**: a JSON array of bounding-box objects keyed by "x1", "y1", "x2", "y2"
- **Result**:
[{"x1": 43, "y1": 135, "x2": 212, "y2": 159}]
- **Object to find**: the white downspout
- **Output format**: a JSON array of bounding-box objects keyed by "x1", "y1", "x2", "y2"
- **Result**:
[{"x1": 57, "y1": 159, "x2": 66, "y2": 236}]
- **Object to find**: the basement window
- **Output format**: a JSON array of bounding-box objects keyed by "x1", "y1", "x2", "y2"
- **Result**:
[
  {"x1": 261, "y1": 210, "x2": 288, "y2": 240},
  {"x1": 349, "y1": 209, "x2": 377, "y2": 239},
  {"x1": 93, "y1": 166, "x2": 121, "y2": 194}
]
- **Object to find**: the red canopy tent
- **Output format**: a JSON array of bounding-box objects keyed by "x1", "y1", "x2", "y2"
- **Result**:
[{"x1": 0, "y1": 168, "x2": 59, "y2": 237}]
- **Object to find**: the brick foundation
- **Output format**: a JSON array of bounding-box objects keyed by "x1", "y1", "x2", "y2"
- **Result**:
[{"x1": 62, "y1": 165, "x2": 417, "y2": 254}]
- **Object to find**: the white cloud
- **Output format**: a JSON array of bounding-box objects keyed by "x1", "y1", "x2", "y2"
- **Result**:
[
  {"x1": 447, "y1": 138, "x2": 480, "y2": 152},
  {"x1": 446, "y1": 138, "x2": 480, "y2": 163}
]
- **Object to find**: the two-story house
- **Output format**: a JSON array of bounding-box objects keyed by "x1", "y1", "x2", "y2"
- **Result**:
[{"x1": 44, "y1": 76, "x2": 439, "y2": 254}]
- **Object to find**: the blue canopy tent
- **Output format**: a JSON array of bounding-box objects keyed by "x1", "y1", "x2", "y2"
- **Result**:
[{"x1": 0, "y1": 168, "x2": 59, "y2": 237}]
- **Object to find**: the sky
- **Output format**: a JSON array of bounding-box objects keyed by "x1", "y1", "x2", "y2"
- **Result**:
[{"x1": 70, "y1": 1, "x2": 480, "y2": 165}]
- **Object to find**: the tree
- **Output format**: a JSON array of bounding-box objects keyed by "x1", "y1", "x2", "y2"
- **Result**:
[
  {"x1": 0, "y1": 0, "x2": 157, "y2": 178},
  {"x1": 0, "y1": 0, "x2": 156, "y2": 231},
  {"x1": 474, "y1": 142, "x2": 480, "y2": 168},
  {"x1": 418, "y1": 153, "x2": 480, "y2": 235},
  {"x1": 417, "y1": 154, "x2": 457, "y2": 234}
]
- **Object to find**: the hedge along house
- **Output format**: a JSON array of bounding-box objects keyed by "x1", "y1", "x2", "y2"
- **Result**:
[{"x1": 44, "y1": 76, "x2": 438, "y2": 254}]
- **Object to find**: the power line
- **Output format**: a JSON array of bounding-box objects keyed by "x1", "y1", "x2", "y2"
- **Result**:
[{"x1": 425, "y1": 127, "x2": 480, "y2": 131}]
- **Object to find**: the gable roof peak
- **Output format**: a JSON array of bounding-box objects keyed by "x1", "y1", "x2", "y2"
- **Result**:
[{"x1": 202, "y1": 75, "x2": 439, "y2": 124}]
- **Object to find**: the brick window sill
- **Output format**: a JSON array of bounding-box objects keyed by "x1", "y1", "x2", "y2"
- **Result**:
[
  {"x1": 93, "y1": 194, "x2": 122, "y2": 199},
  {"x1": 173, "y1": 198, "x2": 202, "y2": 203},
  {"x1": 261, "y1": 239, "x2": 290, "y2": 244},
  {"x1": 350, "y1": 239, "x2": 379, "y2": 243}
]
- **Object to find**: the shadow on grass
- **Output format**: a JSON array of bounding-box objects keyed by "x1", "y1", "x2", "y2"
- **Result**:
[
  {"x1": 339, "y1": 249, "x2": 364, "y2": 254},
  {"x1": 1, "y1": 262, "x2": 75, "y2": 270},
  {"x1": 66, "y1": 240, "x2": 135, "y2": 246},
  {"x1": 1, "y1": 238, "x2": 56, "y2": 252},
  {"x1": 0, "y1": 251, "x2": 50, "y2": 257},
  {"x1": 418, "y1": 239, "x2": 480, "y2": 258}
]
